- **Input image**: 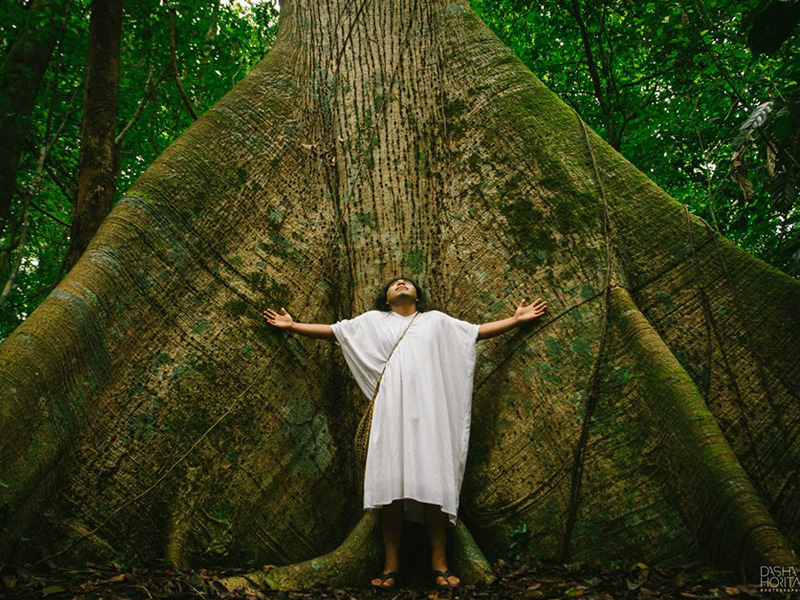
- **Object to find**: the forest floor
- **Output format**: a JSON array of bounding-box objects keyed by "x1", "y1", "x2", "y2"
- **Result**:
[{"x1": 1, "y1": 557, "x2": 797, "y2": 600}]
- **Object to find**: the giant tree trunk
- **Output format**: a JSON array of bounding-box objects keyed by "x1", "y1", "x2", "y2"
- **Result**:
[
  {"x1": 62, "y1": 0, "x2": 125, "y2": 272},
  {"x1": 0, "y1": 0, "x2": 798, "y2": 589},
  {"x1": 0, "y1": 0, "x2": 67, "y2": 226}
]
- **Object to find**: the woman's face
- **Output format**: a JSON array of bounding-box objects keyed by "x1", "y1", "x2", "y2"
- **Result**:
[{"x1": 386, "y1": 278, "x2": 418, "y2": 305}]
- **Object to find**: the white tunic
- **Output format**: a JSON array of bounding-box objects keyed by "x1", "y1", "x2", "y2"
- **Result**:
[{"x1": 331, "y1": 309, "x2": 480, "y2": 526}]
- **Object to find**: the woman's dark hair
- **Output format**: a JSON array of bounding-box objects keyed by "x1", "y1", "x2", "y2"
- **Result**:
[{"x1": 374, "y1": 277, "x2": 438, "y2": 313}]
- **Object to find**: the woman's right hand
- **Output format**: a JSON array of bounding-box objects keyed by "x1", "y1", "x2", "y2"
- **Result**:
[{"x1": 262, "y1": 306, "x2": 294, "y2": 330}]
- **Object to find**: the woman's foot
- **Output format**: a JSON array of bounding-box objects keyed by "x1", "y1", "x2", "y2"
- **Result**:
[
  {"x1": 371, "y1": 568, "x2": 400, "y2": 588},
  {"x1": 373, "y1": 500, "x2": 403, "y2": 588},
  {"x1": 432, "y1": 567, "x2": 460, "y2": 587}
]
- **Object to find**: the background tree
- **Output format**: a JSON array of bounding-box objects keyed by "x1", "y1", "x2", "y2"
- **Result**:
[
  {"x1": 472, "y1": 0, "x2": 800, "y2": 278},
  {"x1": 0, "y1": 0, "x2": 798, "y2": 592},
  {"x1": 63, "y1": 0, "x2": 125, "y2": 272},
  {"x1": 0, "y1": 0, "x2": 280, "y2": 341},
  {"x1": 0, "y1": 0, "x2": 69, "y2": 228}
]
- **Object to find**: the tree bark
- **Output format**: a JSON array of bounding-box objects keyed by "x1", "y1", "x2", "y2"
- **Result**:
[
  {"x1": 0, "y1": 0, "x2": 67, "y2": 227},
  {"x1": 0, "y1": 0, "x2": 798, "y2": 588},
  {"x1": 62, "y1": 0, "x2": 125, "y2": 273}
]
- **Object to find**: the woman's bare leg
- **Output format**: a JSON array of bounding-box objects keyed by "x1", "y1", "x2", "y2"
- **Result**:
[
  {"x1": 370, "y1": 499, "x2": 403, "y2": 587},
  {"x1": 423, "y1": 503, "x2": 460, "y2": 587}
]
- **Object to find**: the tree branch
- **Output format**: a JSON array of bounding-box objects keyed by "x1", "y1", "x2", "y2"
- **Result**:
[
  {"x1": 30, "y1": 201, "x2": 70, "y2": 228},
  {"x1": 116, "y1": 62, "x2": 171, "y2": 145},
  {"x1": 168, "y1": 7, "x2": 198, "y2": 121}
]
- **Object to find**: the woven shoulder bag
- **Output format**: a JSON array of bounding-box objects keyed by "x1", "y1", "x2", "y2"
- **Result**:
[{"x1": 354, "y1": 311, "x2": 419, "y2": 472}]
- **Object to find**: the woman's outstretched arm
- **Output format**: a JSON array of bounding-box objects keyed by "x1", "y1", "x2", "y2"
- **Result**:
[
  {"x1": 477, "y1": 297, "x2": 547, "y2": 341},
  {"x1": 262, "y1": 307, "x2": 336, "y2": 339}
]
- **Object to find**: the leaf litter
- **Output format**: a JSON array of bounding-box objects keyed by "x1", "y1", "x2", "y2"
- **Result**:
[{"x1": 0, "y1": 557, "x2": 794, "y2": 599}]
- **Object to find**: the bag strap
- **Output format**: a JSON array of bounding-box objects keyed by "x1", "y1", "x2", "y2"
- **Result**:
[{"x1": 372, "y1": 311, "x2": 419, "y2": 396}]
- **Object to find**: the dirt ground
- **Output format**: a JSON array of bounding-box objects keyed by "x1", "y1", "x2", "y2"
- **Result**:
[{"x1": 1, "y1": 557, "x2": 797, "y2": 599}]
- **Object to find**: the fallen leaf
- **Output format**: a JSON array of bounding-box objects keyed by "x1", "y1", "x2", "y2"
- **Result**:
[
  {"x1": 640, "y1": 586, "x2": 655, "y2": 596},
  {"x1": 510, "y1": 564, "x2": 531, "y2": 577},
  {"x1": 41, "y1": 585, "x2": 67, "y2": 596},
  {"x1": 565, "y1": 584, "x2": 590, "y2": 596},
  {"x1": 724, "y1": 585, "x2": 742, "y2": 595},
  {"x1": 627, "y1": 562, "x2": 650, "y2": 589}
]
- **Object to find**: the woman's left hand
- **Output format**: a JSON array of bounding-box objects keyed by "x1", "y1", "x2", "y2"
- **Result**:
[{"x1": 514, "y1": 297, "x2": 547, "y2": 323}]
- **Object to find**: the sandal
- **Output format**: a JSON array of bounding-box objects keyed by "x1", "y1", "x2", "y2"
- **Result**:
[
  {"x1": 433, "y1": 569, "x2": 460, "y2": 588},
  {"x1": 371, "y1": 570, "x2": 400, "y2": 588}
]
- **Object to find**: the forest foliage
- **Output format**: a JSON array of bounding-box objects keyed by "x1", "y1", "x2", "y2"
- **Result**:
[{"x1": 0, "y1": 0, "x2": 797, "y2": 343}]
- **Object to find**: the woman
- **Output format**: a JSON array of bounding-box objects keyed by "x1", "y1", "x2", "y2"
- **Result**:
[{"x1": 263, "y1": 277, "x2": 547, "y2": 589}]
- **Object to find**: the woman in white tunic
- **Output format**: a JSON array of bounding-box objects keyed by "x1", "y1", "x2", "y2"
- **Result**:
[{"x1": 262, "y1": 278, "x2": 547, "y2": 589}]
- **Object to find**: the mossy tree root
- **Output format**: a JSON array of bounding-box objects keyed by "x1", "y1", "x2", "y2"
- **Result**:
[
  {"x1": 217, "y1": 511, "x2": 495, "y2": 592},
  {"x1": 450, "y1": 517, "x2": 496, "y2": 585},
  {"x1": 611, "y1": 286, "x2": 799, "y2": 579}
]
